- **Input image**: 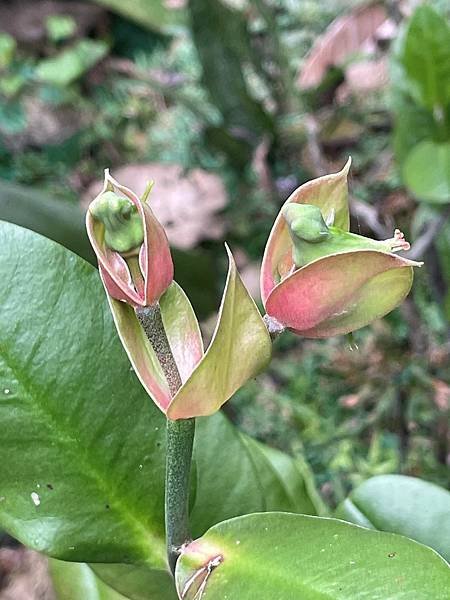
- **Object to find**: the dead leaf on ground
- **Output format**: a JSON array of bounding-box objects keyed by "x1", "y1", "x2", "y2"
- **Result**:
[
  {"x1": 0, "y1": 548, "x2": 53, "y2": 600},
  {"x1": 0, "y1": 1, "x2": 105, "y2": 47},
  {"x1": 297, "y1": 3, "x2": 388, "y2": 89},
  {"x1": 337, "y1": 57, "x2": 389, "y2": 102},
  {"x1": 83, "y1": 163, "x2": 228, "y2": 250}
]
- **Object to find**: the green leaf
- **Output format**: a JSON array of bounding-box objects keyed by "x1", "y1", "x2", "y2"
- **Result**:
[
  {"x1": 176, "y1": 513, "x2": 450, "y2": 599},
  {"x1": 336, "y1": 475, "x2": 450, "y2": 562},
  {"x1": 403, "y1": 140, "x2": 450, "y2": 203},
  {"x1": 50, "y1": 559, "x2": 130, "y2": 599},
  {"x1": 0, "y1": 221, "x2": 317, "y2": 569},
  {"x1": 0, "y1": 178, "x2": 95, "y2": 264},
  {"x1": 36, "y1": 40, "x2": 109, "y2": 86},
  {"x1": 92, "y1": 0, "x2": 186, "y2": 34},
  {"x1": 241, "y1": 436, "x2": 325, "y2": 515},
  {"x1": 401, "y1": 5, "x2": 450, "y2": 110},
  {"x1": 90, "y1": 563, "x2": 177, "y2": 600},
  {"x1": 166, "y1": 246, "x2": 272, "y2": 419},
  {"x1": 0, "y1": 220, "x2": 167, "y2": 565}
]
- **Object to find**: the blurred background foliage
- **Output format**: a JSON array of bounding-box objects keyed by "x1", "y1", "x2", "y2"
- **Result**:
[{"x1": 0, "y1": 0, "x2": 449, "y2": 512}]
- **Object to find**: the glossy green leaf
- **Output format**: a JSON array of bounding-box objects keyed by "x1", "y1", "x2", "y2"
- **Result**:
[
  {"x1": 189, "y1": 416, "x2": 321, "y2": 538},
  {"x1": 50, "y1": 559, "x2": 130, "y2": 600},
  {"x1": 401, "y1": 5, "x2": 450, "y2": 110},
  {"x1": 403, "y1": 140, "x2": 450, "y2": 203},
  {"x1": 36, "y1": 40, "x2": 109, "y2": 86},
  {"x1": 336, "y1": 475, "x2": 450, "y2": 561},
  {"x1": 93, "y1": 0, "x2": 186, "y2": 34},
  {"x1": 0, "y1": 178, "x2": 95, "y2": 264},
  {"x1": 166, "y1": 246, "x2": 272, "y2": 419},
  {"x1": 90, "y1": 563, "x2": 177, "y2": 600},
  {"x1": 0, "y1": 221, "x2": 317, "y2": 569},
  {"x1": 261, "y1": 159, "x2": 351, "y2": 303},
  {"x1": 241, "y1": 436, "x2": 325, "y2": 515},
  {"x1": 0, "y1": 220, "x2": 167, "y2": 566},
  {"x1": 176, "y1": 513, "x2": 450, "y2": 600}
]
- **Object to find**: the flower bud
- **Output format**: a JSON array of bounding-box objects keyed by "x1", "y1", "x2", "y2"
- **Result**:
[
  {"x1": 260, "y1": 160, "x2": 422, "y2": 338},
  {"x1": 86, "y1": 170, "x2": 173, "y2": 308}
]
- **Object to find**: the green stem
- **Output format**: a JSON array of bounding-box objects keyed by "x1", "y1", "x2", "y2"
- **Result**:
[
  {"x1": 135, "y1": 303, "x2": 195, "y2": 575},
  {"x1": 165, "y1": 417, "x2": 195, "y2": 574}
]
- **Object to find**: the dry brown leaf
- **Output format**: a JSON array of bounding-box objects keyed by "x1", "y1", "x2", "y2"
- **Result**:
[
  {"x1": 0, "y1": 548, "x2": 53, "y2": 600},
  {"x1": 433, "y1": 380, "x2": 450, "y2": 412},
  {"x1": 83, "y1": 163, "x2": 228, "y2": 250},
  {"x1": 0, "y1": 1, "x2": 104, "y2": 47},
  {"x1": 338, "y1": 57, "x2": 389, "y2": 99},
  {"x1": 298, "y1": 3, "x2": 388, "y2": 89}
]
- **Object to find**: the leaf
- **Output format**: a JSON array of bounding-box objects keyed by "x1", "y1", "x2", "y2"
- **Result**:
[
  {"x1": 401, "y1": 5, "x2": 450, "y2": 110},
  {"x1": 49, "y1": 560, "x2": 131, "y2": 600},
  {"x1": 403, "y1": 140, "x2": 450, "y2": 203},
  {"x1": 265, "y1": 250, "x2": 417, "y2": 338},
  {"x1": 260, "y1": 159, "x2": 350, "y2": 304},
  {"x1": 336, "y1": 475, "x2": 450, "y2": 562},
  {"x1": 0, "y1": 178, "x2": 95, "y2": 264},
  {"x1": 90, "y1": 563, "x2": 177, "y2": 600},
  {"x1": 0, "y1": 221, "x2": 316, "y2": 568},
  {"x1": 166, "y1": 246, "x2": 272, "y2": 419},
  {"x1": 36, "y1": 39, "x2": 109, "y2": 86},
  {"x1": 0, "y1": 220, "x2": 167, "y2": 565},
  {"x1": 189, "y1": 416, "x2": 321, "y2": 539},
  {"x1": 240, "y1": 436, "x2": 325, "y2": 515},
  {"x1": 298, "y1": 5, "x2": 388, "y2": 89},
  {"x1": 92, "y1": 0, "x2": 186, "y2": 34},
  {"x1": 176, "y1": 513, "x2": 450, "y2": 600}
]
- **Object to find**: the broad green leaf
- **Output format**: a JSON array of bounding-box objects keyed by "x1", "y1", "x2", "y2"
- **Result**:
[
  {"x1": 0, "y1": 178, "x2": 95, "y2": 264},
  {"x1": 92, "y1": 0, "x2": 186, "y2": 34},
  {"x1": 166, "y1": 246, "x2": 272, "y2": 419},
  {"x1": 403, "y1": 140, "x2": 450, "y2": 203},
  {"x1": 176, "y1": 513, "x2": 450, "y2": 599},
  {"x1": 36, "y1": 40, "x2": 109, "y2": 86},
  {"x1": 0, "y1": 220, "x2": 167, "y2": 565},
  {"x1": 261, "y1": 159, "x2": 351, "y2": 303},
  {"x1": 241, "y1": 436, "x2": 325, "y2": 515},
  {"x1": 401, "y1": 5, "x2": 450, "y2": 110},
  {"x1": 50, "y1": 559, "x2": 130, "y2": 599},
  {"x1": 90, "y1": 563, "x2": 177, "y2": 600},
  {"x1": 190, "y1": 416, "x2": 321, "y2": 538},
  {"x1": 336, "y1": 475, "x2": 450, "y2": 561},
  {"x1": 0, "y1": 221, "x2": 316, "y2": 568}
]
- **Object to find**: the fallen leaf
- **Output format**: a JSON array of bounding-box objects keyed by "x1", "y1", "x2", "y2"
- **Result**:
[{"x1": 298, "y1": 3, "x2": 388, "y2": 89}]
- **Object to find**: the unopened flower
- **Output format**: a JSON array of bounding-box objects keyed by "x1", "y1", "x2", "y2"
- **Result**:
[
  {"x1": 261, "y1": 160, "x2": 422, "y2": 338},
  {"x1": 87, "y1": 171, "x2": 271, "y2": 419}
]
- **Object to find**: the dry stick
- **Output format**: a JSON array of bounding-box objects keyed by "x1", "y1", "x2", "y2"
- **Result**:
[{"x1": 135, "y1": 305, "x2": 195, "y2": 576}]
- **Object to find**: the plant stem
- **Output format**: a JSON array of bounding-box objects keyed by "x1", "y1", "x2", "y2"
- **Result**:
[
  {"x1": 135, "y1": 303, "x2": 195, "y2": 575},
  {"x1": 165, "y1": 417, "x2": 195, "y2": 574}
]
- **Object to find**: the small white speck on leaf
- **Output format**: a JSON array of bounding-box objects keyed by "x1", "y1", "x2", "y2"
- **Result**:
[
  {"x1": 4, "y1": 389, "x2": 10, "y2": 395},
  {"x1": 31, "y1": 492, "x2": 40, "y2": 506},
  {"x1": 235, "y1": 540, "x2": 240, "y2": 545},
  {"x1": 138, "y1": 464, "x2": 143, "y2": 470}
]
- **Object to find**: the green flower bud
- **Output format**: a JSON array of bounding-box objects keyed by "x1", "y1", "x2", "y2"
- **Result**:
[{"x1": 89, "y1": 191, "x2": 144, "y2": 254}]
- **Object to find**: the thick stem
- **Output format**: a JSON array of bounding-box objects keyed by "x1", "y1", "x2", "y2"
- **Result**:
[
  {"x1": 135, "y1": 304, "x2": 194, "y2": 575},
  {"x1": 165, "y1": 417, "x2": 195, "y2": 574}
]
